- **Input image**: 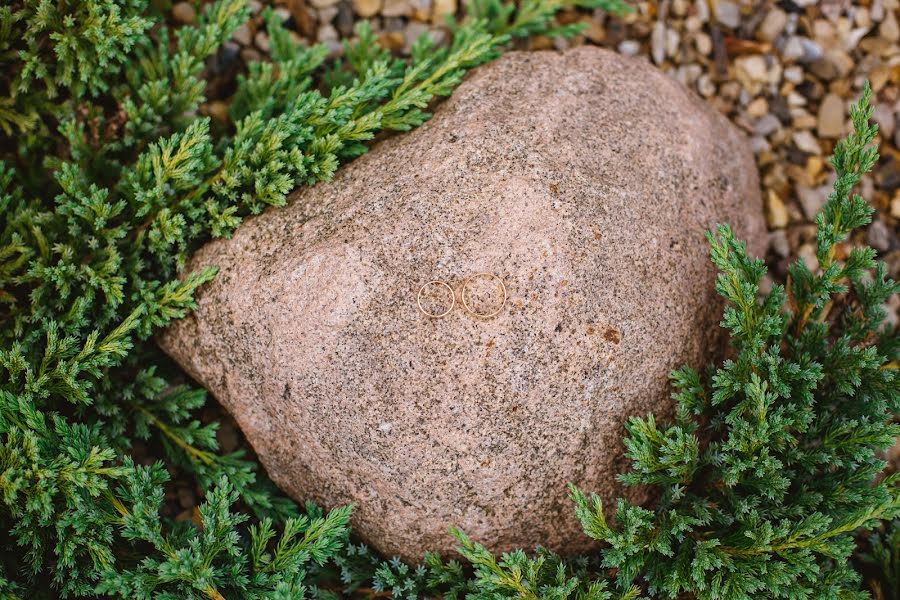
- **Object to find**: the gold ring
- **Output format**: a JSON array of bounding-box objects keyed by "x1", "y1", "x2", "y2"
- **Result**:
[
  {"x1": 461, "y1": 273, "x2": 507, "y2": 319},
  {"x1": 417, "y1": 280, "x2": 455, "y2": 318}
]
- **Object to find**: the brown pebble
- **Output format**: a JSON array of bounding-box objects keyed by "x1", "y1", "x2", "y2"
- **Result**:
[{"x1": 172, "y1": 1, "x2": 196, "y2": 24}]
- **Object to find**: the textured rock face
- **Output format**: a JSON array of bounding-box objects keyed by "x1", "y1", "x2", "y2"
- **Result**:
[{"x1": 159, "y1": 47, "x2": 766, "y2": 560}]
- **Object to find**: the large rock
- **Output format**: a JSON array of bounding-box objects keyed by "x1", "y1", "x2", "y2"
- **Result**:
[{"x1": 159, "y1": 47, "x2": 766, "y2": 560}]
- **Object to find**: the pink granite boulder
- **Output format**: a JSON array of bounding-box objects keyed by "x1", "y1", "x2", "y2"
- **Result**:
[{"x1": 158, "y1": 46, "x2": 766, "y2": 561}]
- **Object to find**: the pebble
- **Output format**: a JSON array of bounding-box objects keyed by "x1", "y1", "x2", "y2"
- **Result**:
[
  {"x1": 240, "y1": 47, "x2": 262, "y2": 63},
  {"x1": 404, "y1": 21, "x2": 430, "y2": 51},
  {"x1": 766, "y1": 190, "x2": 790, "y2": 228},
  {"x1": 880, "y1": 9, "x2": 900, "y2": 42},
  {"x1": 872, "y1": 103, "x2": 896, "y2": 138},
  {"x1": 287, "y1": 0, "x2": 315, "y2": 36},
  {"x1": 755, "y1": 114, "x2": 781, "y2": 137},
  {"x1": 793, "y1": 113, "x2": 817, "y2": 130},
  {"x1": 206, "y1": 100, "x2": 229, "y2": 123},
  {"x1": 319, "y1": 6, "x2": 339, "y2": 21},
  {"x1": 796, "y1": 185, "x2": 828, "y2": 220},
  {"x1": 892, "y1": 195, "x2": 900, "y2": 219},
  {"x1": 695, "y1": 32, "x2": 712, "y2": 55},
  {"x1": 784, "y1": 65, "x2": 804, "y2": 83},
  {"x1": 867, "y1": 220, "x2": 893, "y2": 251},
  {"x1": 254, "y1": 31, "x2": 271, "y2": 53},
  {"x1": 817, "y1": 93, "x2": 845, "y2": 138},
  {"x1": 651, "y1": 22, "x2": 665, "y2": 65},
  {"x1": 793, "y1": 130, "x2": 822, "y2": 154},
  {"x1": 382, "y1": 0, "x2": 413, "y2": 17},
  {"x1": 735, "y1": 55, "x2": 770, "y2": 95},
  {"x1": 411, "y1": 0, "x2": 431, "y2": 21},
  {"x1": 787, "y1": 91, "x2": 807, "y2": 107},
  {"x1": 714, "y1": 0, "x2": 740, "y2": 29},
  {"x1": 769, "y1": 230, "x2": 791, "y2": 257},
  {"x1": 310, "y1": 0, "x2": 341, "y2": 8},
  {"x1": 782, "y1": 36, "x2": 823, "y2": 62},
  {"x1": 856, "y1": 7, "x2": 872, "y2": 28},
  {"x1": 172, "y1": 1, "x2": 196, "y2": 24},
  {"x1": 353, "y1": 0, "x2": 382, "y2": 17},
  {"x1": 799, "y1": 243, "x2": 819, "y2": 271},
  {"x1": 872, "y1": 0, "x2": 885, "y2": 23},
  {"x1": 665, "y1": 29, "x2": 679, "y2": 58},
  {"x1": 618, "y1": 40, "x2": 640, "y2": 56},
  {"x1": 750, "y1": 136, "x2": 771, "y2": 154},
  {"x1": 431, "y1": 0, "x2": 456, "y2": 24},
  {"x1": 696, "y1": 74, "x2": 716, "y2": 97},
  {"x1": 378, "y1": 30, "x2": 405, "y2": 50},
  {"x1": 844, "y1": 26, "x2": 870, "y2": 50},
  {"x1": 233, "y1": 24, "x2": 253, "y2": 46},
  {"x1": 695, "y1": 0, "x2": 709, "y2": 23},
  {"x1": 318, "y1": 23, "x2": 339, "y2": 41},
  {"x1": 747, "y1": 97, "x2": 769, "y2": 118},
  {"x1": 758, "y1": 8, "x2": 788, "y2": 42}
]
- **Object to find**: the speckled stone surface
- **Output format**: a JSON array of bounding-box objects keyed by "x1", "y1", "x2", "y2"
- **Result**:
[{"x1": 159, "y1": 46, "x2": 766, "y2": 560}]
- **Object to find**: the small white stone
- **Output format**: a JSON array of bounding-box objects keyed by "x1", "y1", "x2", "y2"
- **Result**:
[
  {"x1": 738, "y1": 55, "x2": 768, "y2": 82},
  {"x1": 755, "y1": 114, "x2": 782, "y2": 137},
  {"x1": 769, "y1": 230, "x2": 790, "y2": 257},
  {"x1": 618, "y1": 40, "x2": 640, "y2": 56},
  {"x1": 696, "y1": 74, "x2": 716, "y2": 97},
  {"x1": 881, "y1": 9, "x2": 900, "y2": 41},
  {"x1": 844, "y1": 26, "x2": 871, "y2": 50},
  {"x1": 872, "y1": 103, "x2": 896, "y2": 138},
  {"x1": 695, "y1": 32, "x2": 712, "y2": 55},
  {"x1": 782, "y1": 36, "x2": 822, "y2": 62},
  {"x1": 818, "y1": 93, "x2": 845, "y2": 138},
  {"x1": 317, "y1": 23, "x2": 338, "y2": 42},
  {"x1": 787, "y1": 91, "x2": 807, "y2": 107},
  {"x1": 714, "y1": 0, "x2": 740, "y2": 28},
  {"x1": 666, "y1": 29, "x2": 680, "y2": 57},
  {"x1": 758, "y1": 8, "x2": 788, "y2": 41},
  {"x1": 796, "y1": 185, "x2": 828, "y2": 220},
  {"x1": 784, "y1": 65, "x2": 804, "y2": 83},
  {"x1": 871, "y1": 0, "x2": 885, "y2": 23},
  {"x1": 651, "y1": 22, "x2": 666, "y2": 65},
  {"x1": 793, "y1": 130, "x2": 822, "y2": 155},
  {"x1": 695, "y1": 0, "x2": 709, "y2": 22},
  {"x1": 799, "y1": 243, "x2": 819, "y2": 271}
]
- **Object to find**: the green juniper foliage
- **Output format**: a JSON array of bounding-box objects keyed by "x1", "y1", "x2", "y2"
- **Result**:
[{"x1": 0, "y1": 0, "x2": 896, "y2": 598}]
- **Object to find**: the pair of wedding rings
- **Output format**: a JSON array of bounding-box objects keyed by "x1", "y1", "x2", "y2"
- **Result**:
[{"x1": 417, "y1": 273, "x2": 507, "y2": 319}]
